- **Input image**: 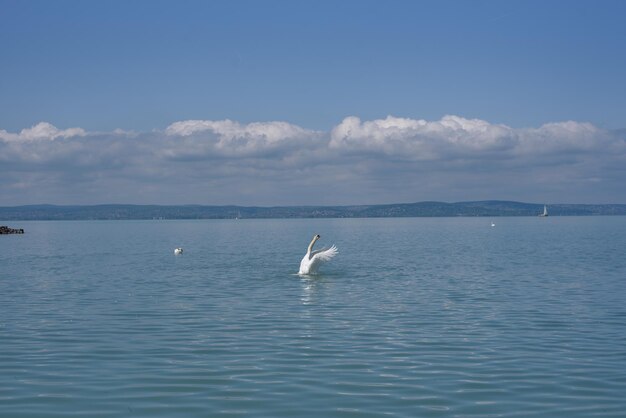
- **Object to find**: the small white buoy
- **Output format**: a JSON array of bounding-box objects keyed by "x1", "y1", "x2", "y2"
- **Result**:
[{"x1": 174, "y1": 247, "x2": 183, "y2": 255}]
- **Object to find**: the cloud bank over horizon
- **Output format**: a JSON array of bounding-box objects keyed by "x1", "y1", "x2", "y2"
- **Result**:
[{"x1": 1, "y1": 116, "x2": 625, "y2": 206}]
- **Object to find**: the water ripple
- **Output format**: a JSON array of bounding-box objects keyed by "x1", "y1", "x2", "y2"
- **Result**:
[{"x1": 2, "y1": 218, "x2": 626, "y2": 417}]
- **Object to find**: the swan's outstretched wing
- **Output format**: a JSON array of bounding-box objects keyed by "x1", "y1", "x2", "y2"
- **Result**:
[
  {"x1": 310, "y1": 245, "x2": 338, "y2": 263},
  {"x1": 299, "y1": 244, "x2": 338, "y2": 275}
]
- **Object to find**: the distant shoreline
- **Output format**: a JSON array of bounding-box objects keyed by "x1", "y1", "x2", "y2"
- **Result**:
[{"x1": 1, "y1": 201, "x2": 626, "y2": 221}]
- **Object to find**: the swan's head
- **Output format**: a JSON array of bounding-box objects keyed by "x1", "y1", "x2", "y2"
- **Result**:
[{"x1": 308, "y1": 234, "x2": 321, "y2": 248}]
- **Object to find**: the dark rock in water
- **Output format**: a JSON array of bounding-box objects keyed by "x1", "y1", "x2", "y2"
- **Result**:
[{"x1": 0, "y1": 225, "x2": 24, "y2": 234}]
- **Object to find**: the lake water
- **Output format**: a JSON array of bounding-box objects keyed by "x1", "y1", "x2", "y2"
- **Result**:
[{"x1": 1, "y1": 217, "x2": 625, "y2": 417}]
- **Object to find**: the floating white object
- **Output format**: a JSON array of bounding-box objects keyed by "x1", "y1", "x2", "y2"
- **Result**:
[
  {"x1": 298, "y1": 234, "x2": 338, "y2": 275},
  {"x1": 174, "y1": 248, "x2": 183, "y2": 255}
]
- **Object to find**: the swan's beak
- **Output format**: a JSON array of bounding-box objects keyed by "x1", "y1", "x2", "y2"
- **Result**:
[{"x1": 316, "y1": 234, "x2": 321, "y2": 239}]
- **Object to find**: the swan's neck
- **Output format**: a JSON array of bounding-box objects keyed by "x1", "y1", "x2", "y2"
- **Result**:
[{"x1": 307, "y1": 237, "x2": 318, "y2": 254}]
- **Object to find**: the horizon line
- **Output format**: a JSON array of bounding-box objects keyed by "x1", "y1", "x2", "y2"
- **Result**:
[{"x1": 3, "y1": 200, "x2": 626, "y2": 209}]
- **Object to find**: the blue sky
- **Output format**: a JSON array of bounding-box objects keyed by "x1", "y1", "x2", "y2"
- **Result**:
[{"x1": 1, "y1": 0, "x2": 625, "y2": 205}]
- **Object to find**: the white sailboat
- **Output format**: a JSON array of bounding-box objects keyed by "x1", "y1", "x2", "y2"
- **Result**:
[{"x1": 539, "y1": 205, "x2": 548, "y2": 217}]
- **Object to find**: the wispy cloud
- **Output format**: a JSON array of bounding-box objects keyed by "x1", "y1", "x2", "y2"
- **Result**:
[
  {"x1": 330, "y1": 115, "x2": 514, "y2": 159},
  {"x1": 163, "y1": 119, "x2": 324, "y2": 158},
  {"x1": 1, "y1": 116, "x2": 624, "y2": 205},
  {"x1": 0, "y1": 122, "x2": 86, "y2": 142},
  {"x1": 330, "y1": 115, "x2": 617, "y2": 158}
]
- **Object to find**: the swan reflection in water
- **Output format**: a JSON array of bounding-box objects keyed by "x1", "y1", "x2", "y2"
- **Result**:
[{"x1": 300, "y1": 277, "x2": 320, "y2": 306}]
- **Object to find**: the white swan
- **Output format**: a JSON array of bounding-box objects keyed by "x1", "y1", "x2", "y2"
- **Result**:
[
  {"x1": 174, "y1": 247, "x2": 183, "y2": 255},
  {"x1": 298, "y1": 234, "x2": 338, "y2": 275}
]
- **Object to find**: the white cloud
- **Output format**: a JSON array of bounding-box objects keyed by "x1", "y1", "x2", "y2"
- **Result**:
[
  {"x1": 329, "y1": 115, "x2": 626, "y2": 164},
  {"x1": 515, "y1": 121, "x2": 609, "y2": 155},
  {"x1": 0, "y1": 122, "x2": 86, "y2": 142},
  {"x1": 1, "y1": 116, "x2": 624, "y2": 205},
  {"x1": 164, "y1": 119, "x2": 322, "y2": 157},
  {"x1": 329, "y1": 115, "x2": 515, "y2": 159}
]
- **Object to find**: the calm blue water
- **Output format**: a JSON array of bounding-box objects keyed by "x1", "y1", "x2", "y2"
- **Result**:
[{"x1": 1, "y1": 217, "x2": 625, "y2": 417}]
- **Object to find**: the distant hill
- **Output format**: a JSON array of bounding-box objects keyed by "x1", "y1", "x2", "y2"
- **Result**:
[{"x1": 1, "y1": 201, "x2": 625, "y2": 220}]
